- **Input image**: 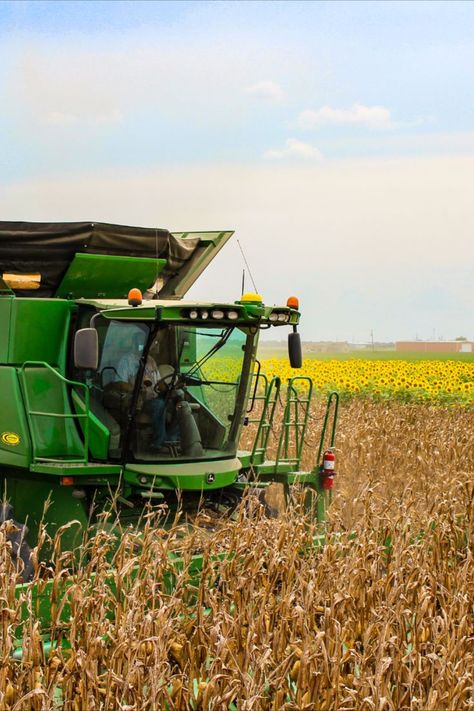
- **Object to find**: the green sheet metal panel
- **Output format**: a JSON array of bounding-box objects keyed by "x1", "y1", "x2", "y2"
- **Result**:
[
  {"x1": 56, "y1": 253, "x2": 166, "y2": 299},
  {"x1": 3, "y1": 476, "x2": 89, "y2": 553},
  {"x1": 0, "y1": 296, "x2": 12, "y2": 362},
  {"x1": 0, "y1": 367, "x2": 31, "y2": 469},
  {"x1": 9, "y1": 299, "x2": 71, "y2": 367},
  {"x1": 71, "y1": 389, "x2": 115, "y2": 461},
  {"x1": 124, "y1": 458, "x2": 240, "y2": 491},
  {"x1": 20, "y1": 366, "x2": 85, "y2": 460}
]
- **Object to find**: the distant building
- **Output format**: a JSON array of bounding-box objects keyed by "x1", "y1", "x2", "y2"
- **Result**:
[
  {"x1": 396, "y1": 341, "x2": 473, "y2": 353},
  {"x1": 306, "y1": 341, "x2": 350, "y2": 353}
]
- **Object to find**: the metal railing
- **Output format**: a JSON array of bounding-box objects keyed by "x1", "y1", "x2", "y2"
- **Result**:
[
  {"x1": 249, "y1": 374, "x2": 281, "y2": 464},
  {"x1": 316, "y1": 391, "x2": 339, "y2": 467},
  {"x1": 275, "y1": 376, "x2": 313, "y2": 470},
  {"x1": 19, "y1": 361, "x2": 90, "y2": 465}
]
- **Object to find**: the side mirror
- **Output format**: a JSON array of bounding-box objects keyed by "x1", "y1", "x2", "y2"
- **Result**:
[
  {"x1": 74, "y1": 328, "x2": 99, "y2": 370},
  {"x1": 288, "y1": 331, "x2": 302, "y2": 368}
]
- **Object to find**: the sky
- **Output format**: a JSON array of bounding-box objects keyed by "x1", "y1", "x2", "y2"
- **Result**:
[{"x1": 0, "y1": 0, "x2": 473, "y2": 342}]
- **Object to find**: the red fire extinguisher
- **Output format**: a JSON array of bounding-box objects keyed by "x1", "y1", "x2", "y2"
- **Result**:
[{"x1": 320, "y1": 449, "x2": 336, "y2": 490}]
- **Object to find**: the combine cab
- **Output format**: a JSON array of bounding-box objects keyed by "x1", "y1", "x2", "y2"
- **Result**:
[{"x1": 0, "y1": 221, "x2": 338, "y2": 574}]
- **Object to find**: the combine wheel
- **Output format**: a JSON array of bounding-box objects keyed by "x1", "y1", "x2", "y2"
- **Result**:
[{"x1": 0, "y1": 504, "x2": 34, "y2": 581}]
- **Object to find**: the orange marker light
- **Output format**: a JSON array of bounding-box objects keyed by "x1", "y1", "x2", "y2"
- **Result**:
[
  {"x1": 287, "y1": 296, "x2": 299, "y2": 310},
  {"x1": 128, "y1": 288, "x2": 143, "y2": 307},
  {"x1": 60, "y1": 476, "x2": 75, "y2": 486}
]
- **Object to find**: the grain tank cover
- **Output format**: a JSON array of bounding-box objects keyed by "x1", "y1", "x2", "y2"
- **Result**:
[{"x1": 0, "y1": 221, "x2": 232, "y2": 299}]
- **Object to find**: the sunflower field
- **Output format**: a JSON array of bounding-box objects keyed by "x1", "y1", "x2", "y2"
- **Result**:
[{"x1": 260, "y1": 357, "x2": 474, "y2": 404}]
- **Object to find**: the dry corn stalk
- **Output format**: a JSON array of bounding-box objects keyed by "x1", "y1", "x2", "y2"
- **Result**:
[{"x1": 0, "y1": 401, "x2": 472, "y2": 710}]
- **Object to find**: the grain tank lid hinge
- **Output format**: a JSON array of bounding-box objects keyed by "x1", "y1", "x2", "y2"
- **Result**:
[{"x1": 0, "y1": 221, "x2": 232, "y2": 299}]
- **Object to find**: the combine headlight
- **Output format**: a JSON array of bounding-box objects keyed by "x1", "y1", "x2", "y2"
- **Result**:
[
  {"x1": 201, "y1": 309, "x2": 209, "y2": 319},
  {"x1": 211, "y1": 309, "x2": 225, "y2": 319},
  {"x1": 189, "y1": 309, "x2": 198, "y2": 319},
  {"x1": 269, "y1": 312, "x2": 279, "y2": 322},
  {"x1": 278, "y1": 312, "x2": 289, "y2": 322},
  {"x1": 227, "y1": 310, "x2": 239, "y2": 320}
]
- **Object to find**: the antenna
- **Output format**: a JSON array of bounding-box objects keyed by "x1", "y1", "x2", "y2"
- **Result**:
[
  {"x1": 237, "y1": 240, "x2": 258, "y2": 293},
  {"x1": 241, "y1": 268, "x2": 245, "y2": 297},
  {"x1": 153, "y1": 229, "x2": 161, "y2": 298}
]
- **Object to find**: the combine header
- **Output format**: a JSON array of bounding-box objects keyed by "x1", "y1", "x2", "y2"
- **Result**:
[{"x1": 0, "y1": 221, "x2": 338, "y2": 622}]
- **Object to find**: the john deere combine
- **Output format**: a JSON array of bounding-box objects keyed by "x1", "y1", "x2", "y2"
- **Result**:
[{"x1": 0, "y1": 221, "x2": 338, "y2": 580}]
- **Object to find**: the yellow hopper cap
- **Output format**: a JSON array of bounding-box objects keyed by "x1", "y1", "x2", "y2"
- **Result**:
[{"x1": 240, "y1": 292, "x2": 263, "y2": 304}]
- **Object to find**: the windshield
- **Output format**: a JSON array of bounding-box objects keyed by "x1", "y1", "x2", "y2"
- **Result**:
[{"x1": 75, "y1": 317, "x2": 250, "y2": 462}]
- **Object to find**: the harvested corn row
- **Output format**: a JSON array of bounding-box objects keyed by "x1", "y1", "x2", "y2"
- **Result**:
[{"x1": 1, "y1": 401, "x2": 473, "y2": 710}]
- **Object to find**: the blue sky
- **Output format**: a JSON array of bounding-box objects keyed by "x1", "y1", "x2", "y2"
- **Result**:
[{"x1": 0, "y1": 1, "x2": 473, "y2": 341}]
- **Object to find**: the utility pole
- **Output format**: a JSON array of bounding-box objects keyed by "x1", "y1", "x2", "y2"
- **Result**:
[{"x1": 370, "y1": 329, "x2": 374, "y2": 351}]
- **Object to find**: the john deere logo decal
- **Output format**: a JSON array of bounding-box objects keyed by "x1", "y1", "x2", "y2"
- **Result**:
[{"x1": 1, "y1": 432, "x2": 20, "y2": 446}]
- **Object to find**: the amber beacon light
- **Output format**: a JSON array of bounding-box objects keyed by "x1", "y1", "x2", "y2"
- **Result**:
[{"x1": 128, "y1": 288, "x2": 143, "y2": 307}]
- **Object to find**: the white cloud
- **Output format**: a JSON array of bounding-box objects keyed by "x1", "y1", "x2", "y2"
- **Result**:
[
  {"x1": 245, "y1": 80, "x2": 285, "y2": 101},
  {"x1": 264, "y1": 138, "x2": 323, "y2": 160},
  {"x1": 1, "y1": 156, "x2": 473, "y2": 340},
  {"x1": 296, "y1": 104, "x2": 393, "y2": 130}
]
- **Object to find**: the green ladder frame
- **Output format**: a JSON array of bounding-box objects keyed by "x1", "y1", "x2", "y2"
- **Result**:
[
  {"x1": 19, "y1": 361, "x2": 90, "y2": 465},
  {"x1": 275, "y1": 376, "x2": 313, "y2": 470},
  {"x1": 248, "y1": 374, "x2": 281, "y2": 465},
  {"x1": 316, "y1": 391, "x2": 339, "y2": 466}
]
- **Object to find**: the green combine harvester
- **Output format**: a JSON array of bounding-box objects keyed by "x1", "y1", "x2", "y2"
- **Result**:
[{"x1": 0, "y1": 221, "x2": 338, "y2": 605}]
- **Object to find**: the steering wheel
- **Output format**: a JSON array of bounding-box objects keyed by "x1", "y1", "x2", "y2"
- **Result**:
[
  {"x1": 153, "y1": 373, "x2": 178, "y2": 394},
  {"x1": 99, "y1": 365, "x2": 120, "y2": 388}
]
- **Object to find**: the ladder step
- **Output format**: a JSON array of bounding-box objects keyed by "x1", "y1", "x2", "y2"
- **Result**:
[
  {"x1": 249, "y1": 374, "x2": 282, "y2": 465},
  {"x1": 275, "y1": 377, "x2": 314, "y2": 470}
]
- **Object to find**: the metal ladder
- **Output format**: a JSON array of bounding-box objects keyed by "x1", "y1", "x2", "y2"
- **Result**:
[
  {"x1": 248, "y1": 374, "x2": 281, "y2": 465},
  {"x1": 275, "y1": 376, "x2": 313, "y2": 470},
  {"x1": 19, "y1": 361, "x2": 90, "y2": 465}
]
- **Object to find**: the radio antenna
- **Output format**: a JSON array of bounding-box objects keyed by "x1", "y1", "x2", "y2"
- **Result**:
[
  {"x1": 153, "y1": 229, "x2": 161, "y2": 298},
  {"x1": 237, "y1": 239, "x2": 258, "y2": 293},
  {"x1": 241, "y1": 268, "x2": 245, "y2": 297}
]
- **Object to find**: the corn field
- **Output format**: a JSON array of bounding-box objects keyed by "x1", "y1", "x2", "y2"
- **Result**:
[{"x1": 1, "y1": 400, "x2": 473, "y2": 710}]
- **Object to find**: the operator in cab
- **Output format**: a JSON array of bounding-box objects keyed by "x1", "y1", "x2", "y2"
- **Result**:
[{"x1": 115, "y1": 331, "x2": 179, "y2": 451}]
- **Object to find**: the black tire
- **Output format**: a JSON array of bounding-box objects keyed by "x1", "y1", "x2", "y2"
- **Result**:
[{"x1": 0, "y1": 503, "x2": 34, "y2": 581}]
